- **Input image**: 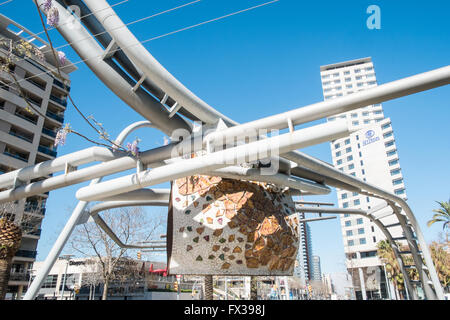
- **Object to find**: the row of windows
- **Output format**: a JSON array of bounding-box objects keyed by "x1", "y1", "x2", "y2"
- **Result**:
[
  {"x1": 321, "y1": 67, "x2": 374, "y2": 80},
  {"x1": 344, "y1": 218, "x2": 364, "y2": 227},
  {"x1": 346, "y1": 228, "x2": 366, "y2": 236},
  {"x1": 348, "y1": 238, "x2": 367, "y2": 246}
]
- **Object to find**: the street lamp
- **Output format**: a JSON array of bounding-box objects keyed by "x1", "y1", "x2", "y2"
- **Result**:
[{"x1": 59, "y1": 254, "x2": 74, "y2": 300}]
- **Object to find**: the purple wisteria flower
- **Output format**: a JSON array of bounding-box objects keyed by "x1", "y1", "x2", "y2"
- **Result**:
[
  {"x1": 57, "y1": 51, "x2": 66, "y2": 65},
  {"x1": 54, "y1": 128, "x2": 67, "y2": 147},
  {"x1": 126, "y1": 139, "x2": 140, "y2": 157},
  {"x1": 47, "y1": 7, "x2": 59, "y2": 27},
  {"x1": 42, "y1": 0, "x2": 53, "y2": 12},
  {"x1": 54, "y1": 124, "x2": 70, "y2": 147}
]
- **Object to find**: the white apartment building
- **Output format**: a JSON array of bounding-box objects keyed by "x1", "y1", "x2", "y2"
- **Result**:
[
  {"x1": 0, "y1": 14, "x2": 76, "y2": 299},
  {"x1": 320, "y1": 57, "x2": 408, "y2": 299}
]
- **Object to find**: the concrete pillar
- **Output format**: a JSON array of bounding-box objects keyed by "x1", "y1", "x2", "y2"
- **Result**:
[{"x1": 358, "y1": 267, "x2": 367, "y2": 300}]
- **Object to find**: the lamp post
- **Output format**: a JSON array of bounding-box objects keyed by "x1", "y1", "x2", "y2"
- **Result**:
[{"x1": 60, "y1": 254, "x2": 74, "y2": 300}]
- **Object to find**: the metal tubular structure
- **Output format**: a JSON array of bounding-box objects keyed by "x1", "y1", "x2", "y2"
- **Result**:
[
  {"x1": 11, "y1": 0, "x2": 448, "y2": 299},
  {"x1": 295, "y1": 205, "x2": 418, "y2": 300},
  {"x1": 89, "y1": 200, "x2": 169, "y2": 249},
  {"x1": 23, "y1": 121, "x2": 155, "y2": 300},
  {"x1": 75, "y1": 120, "x2": 349, "y2": 201}
]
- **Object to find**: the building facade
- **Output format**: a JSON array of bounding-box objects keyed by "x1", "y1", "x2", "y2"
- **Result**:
[
  {"x1": 294, "y1": 212, "x2": 314, "y2": 282},
  {"x1": 320, "y1": 57, "x2": 407, "y2": 299},
  {"x1": 0, "y1": 14, "x2": 76, "y2": 299},
  {"x1": 311, "y1": 255, "x2": 322, "y2": 281}
]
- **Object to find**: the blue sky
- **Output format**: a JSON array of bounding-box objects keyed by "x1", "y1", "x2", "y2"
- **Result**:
[{"x1": 1, "y1": 0, "x2": 449, "y2": 274}]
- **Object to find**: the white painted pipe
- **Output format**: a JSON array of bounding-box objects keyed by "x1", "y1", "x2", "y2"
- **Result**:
[
  {"x1": 0, "y1": 146, "x2": 119, "y2": 189},
  {"x1": 76, "y1": 120, "x2": 349, "y2": 201},
  {"x1": 23, "y1": 121, "x2": 153, "y2": 300},
  {"x1": 97, "y1": 188, "x2": 170, "y2": 202},
  {"x1": 284, "y1": 150, "x2": 445, "y2": 300},
  {"x1": 83, "y1": 0, "x2": 236, "y2": 127},
  {"x1": 205, "y1": 65, "x2": 450, "y2": 146},
  {"x1": 207, "y1": 167, "x2": 330, "y2": 195}
]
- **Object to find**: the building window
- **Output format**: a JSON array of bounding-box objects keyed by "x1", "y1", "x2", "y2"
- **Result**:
[
  {"x1": 346, "y1": 147, "x2": 352, "y2": 153},
  {"x1": 344, "y1": 71, "x2": 350, "y2": 75},
  {"x1": 390, "y1": 168, "x2": 401, "y2": 176},
  {"x1": 343, "y1": 202, "x2": 349, "y2": 209},
  {"x1": 394, "y1": 188, "x2": 405, "y2": 195},
  {"x1": 352, "y1": 192, "x2": 358, "y2": 196},
  {"x1": 345, "y1": 220, "x2": 351, "y2": 226},
  {"x1": 356, "y1": 218, "x2": 363, "y2": 225},
  {"x1": 360, "y1": 160, "x2": 364, "y2": 166},
  {"x1": 385, "y1": 141, "x2": 395, "y2": 148},
  {"x1": 348, "y1": 240, "x2": 355, "y2": 246},
  {"x1": 359, "y1": 238, "x2": 367, "y2": 245},
  {"x1": 337, "y1": 159, "x2": 343, "y2": 165},
  {"x1": 336, "y1": 151, "x2": 341, "y2": 157},
  {"x1": 361, "y1": 169, "x2": 365, "y2": 175},
  {"x1": 350, "y1": 172, "x2": 356, "y2": 176},
  {"x1": 354, "y1": 199, "x2": 360, "y2": 205},
  {"x1": 346, "y1": 230, "x2": 353, "y2": 236},
  {"x1": 341, "y1": 193, "x2": 348, "y2": 199},
  {"x1": 358, "y1": 228, "x2": 365, "y2": 235},
  {"x1": 351, "y1": 113, "x2": 358, "y2": 118},
  {"x1": 354, "y1": 69, "x2": 361, "y2": 73},
  {"x1": 352, "y1": 121, "x2": 359, "y2": 126},
  {"x1": 322, "y1": 74, "x2": 330, "y2": 79},
  {"x1": 374, "y1": 110, "x2": 383, "y2": 115},
  {"x1": 364, "y1": 120, "x2": 370, "y2": 124},
  {"x1": 344, "y1": 139, "x2": 350, "y2": 145},
  {"x1": 347, "y1": 155, "x2": 353, "y2": 161},
  {"x1": 373, "y1": 236, "x2": 376, "y2": 242},
  {"x1": 381, "y1": 123, "x2": 391, "y2": 130},
  {"x1": 387, "y1": 150, "x2": 397, "y2": 157},
  {"x1": 348, "y1": 164, "x2": 355, "y2": 170},
  {"x1": 389, "y1": 159, "x2": 399, "y2": 166},
  {"x1": 42, "y1": 275, "x2": 58, "y2": 288},
  {"x1": 383, "y1": 131, "x2": 393, "y2": 139},
  {"x1": 333, "y1": 73, "x2": 339, "y2": 77},
  {"x1": 393, "y1": 178, "x2": 403, "y2": 185},
  {"x1": 366, "y1": 197, "x2": 370, "y2": 203}
]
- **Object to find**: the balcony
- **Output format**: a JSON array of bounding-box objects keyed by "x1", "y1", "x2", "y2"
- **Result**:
[
  {"x1": 15, "y1": 250, "x2": 37, "y2": 259},
  {"x1": 45, "y1": 110, "x2": 64, "y2": 123},
  {"x1": 53, "y1": 78, "x2": 71, "y2": 92},
  {"x1": 42, "y1": 127, "x2": 57, "y2": 138},
  {"x1": 38, "y1": 145, "x2": 57, "y2": 157},
  {"x1": 24, "y1": 203, "x2": 46, "y2": 216},
  {"x1": 14, "y1": 110, "x2": 38, "y2": 125},
  {"x1": 9, "y1": 272, "x2": 31, "y2": 282},
  {"x1": 27, "y1": 78, "x2": 46, "y2": 91},
  {"x1": 9, "y1": 130, "x2": 33, "y2": 143},
  {"x1": 3, "y1": 151, "x2": 28, "y2": 163},
  {"x1": 49, "y1": 94, "x2": 67, "y2": 107}
]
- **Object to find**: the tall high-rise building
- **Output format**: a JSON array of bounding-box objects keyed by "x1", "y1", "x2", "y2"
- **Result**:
[
  {"x1": 320, "y1": 57, "x2": 407, "y2": 300},
  {"x1": 311, "y1": 255, "x2": 322, "y2": 281},
  {"x1": 0, "y1": 14, "x2": 76, "y2": 299},
  {"x1": 294, "y1": 212, "x2": 314, "y2": 282}
]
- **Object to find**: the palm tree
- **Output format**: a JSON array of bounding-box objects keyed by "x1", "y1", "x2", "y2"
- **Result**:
[
  {"x1": 0, "y1": 201, "x2": 43, "y2": 299},
  {"x1": 427, "y1": 199, "x2": 450, "y2": 231},
  {"x1": 376, "y1": 240, "x2": 420, "y2": 299},
  {"x1": 0, "y1": 217, "x2": 22, "y2": 300}
]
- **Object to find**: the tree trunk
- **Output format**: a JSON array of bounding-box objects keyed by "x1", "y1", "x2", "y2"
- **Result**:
[
  {"x1": 204, "y1": 275, "x2": 213, "y2": 300},
  {"x1": 0, "y1": 258, "x2": 13, "y2": 300},
  {"x1": 102, "y1": 278, "x2": 109, "y2": 300},
  {"x1": 250, "y1": 276, "x2": 258, "y2": 300}
]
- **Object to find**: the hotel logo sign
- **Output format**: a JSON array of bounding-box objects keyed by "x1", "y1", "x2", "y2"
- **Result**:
[{"x1": 363, "y1": 130, "x2": 380, "y2": 146}]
